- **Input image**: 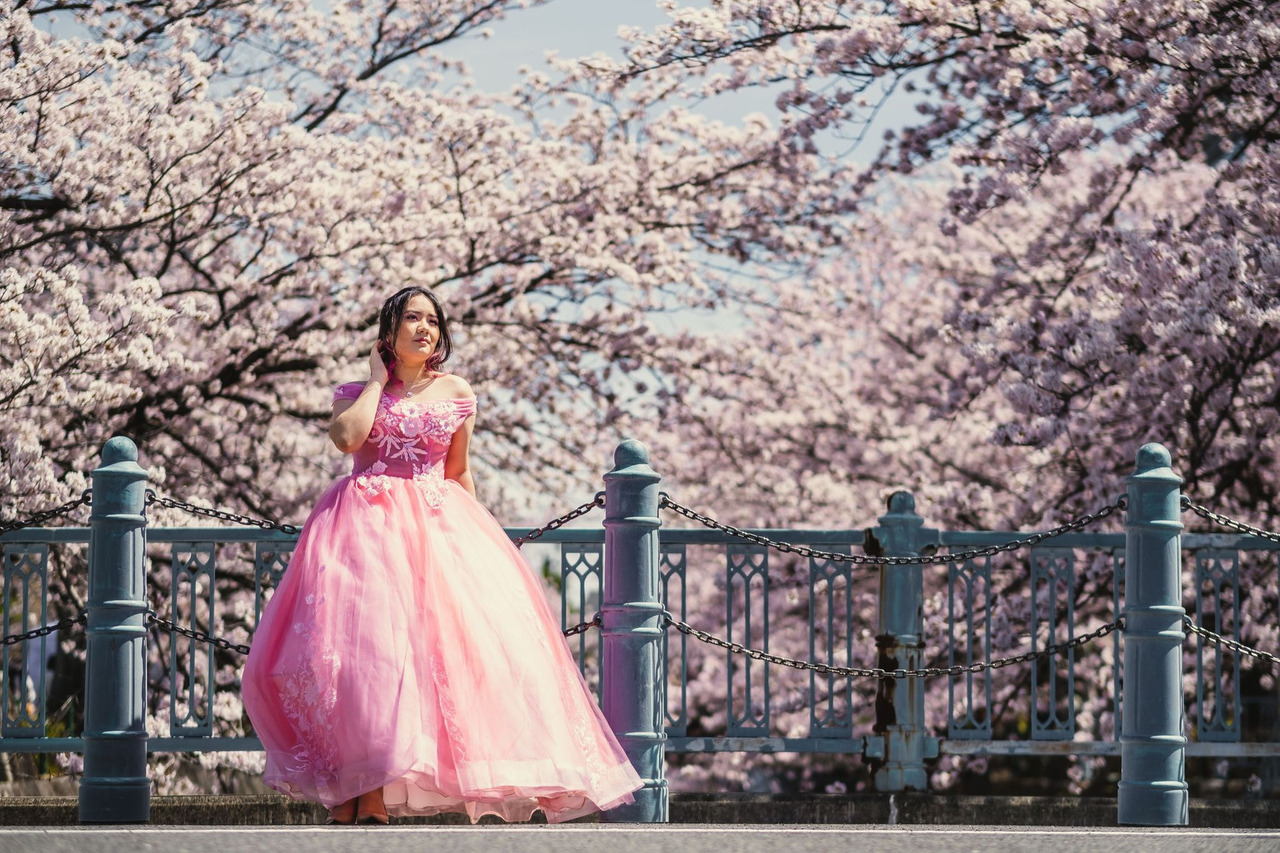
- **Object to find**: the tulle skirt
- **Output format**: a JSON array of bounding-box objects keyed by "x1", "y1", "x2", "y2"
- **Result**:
[{"x1": 241, "y1": 474, "x2": 642, "y2": 823}]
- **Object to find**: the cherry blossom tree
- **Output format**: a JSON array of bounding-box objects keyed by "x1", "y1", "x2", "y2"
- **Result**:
[
  {"x1": 2, "y1": 0, "x2": 848, "y2": 792},
  {"x1": 605, "y1": 0, "x2": 1279, "y2": 794},
  {"x1": 2, "y1": 0, "x2": 850, "y2": 525},
  {"x1": 5, "y1": 0, "x2": 1278, "y2": 797},
  {"x1": 603, "y1": 0, "x2": 1278, "y2": 522}
]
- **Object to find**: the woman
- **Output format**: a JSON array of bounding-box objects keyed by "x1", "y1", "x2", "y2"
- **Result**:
[{"x1": 242, "y1": 287, "x2": 643, "y2": 824}]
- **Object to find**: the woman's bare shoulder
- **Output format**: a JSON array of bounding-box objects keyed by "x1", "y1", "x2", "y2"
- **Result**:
[{"x1": 438, "y1": 373, "x2": 475, "y2": 400}]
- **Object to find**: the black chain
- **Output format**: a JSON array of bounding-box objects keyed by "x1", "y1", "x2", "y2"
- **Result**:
[
  {"x1": 564, "y1": 612, "x2": 601, "y2": 637},
  {"x1": 664, "y1": 612, "x2": 1121, "y2": 679},
  {"x1": 0, "y1": 610, "x2": 87, "y2": 647},
  {"x1": 659, "y1": 494, "x2": 1126, "y2": 566},
  {"x1": 1182, "y1": 497, "x2": 1280, "y2": 544},
  {"x1": 0, "y1": 491, "x2": 93, "y2": 535},
  {"x1": 146, "y1": 491, "x2": 300, "y2": 535},
  {"x1": 514, "y1": 493, "x2": 606, "y2": 547},
  {"x1": 146, "y1": 608, "x2": 598, "y2": 654},
  {"x1": 1184, "y1": 616, "x2": 1280, "y2": 667},
  {"x1": 147, "y1": 611, "x2": 253, "y2": 655}
]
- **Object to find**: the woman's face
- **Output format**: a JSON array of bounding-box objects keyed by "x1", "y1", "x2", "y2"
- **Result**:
[{"x1": 393, "y1": 294, "x2": 441, "y2": 365}]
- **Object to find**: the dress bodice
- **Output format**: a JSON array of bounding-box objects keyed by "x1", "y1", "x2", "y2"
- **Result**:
[{"x1": 333, "y1": 382, "x2": 476, "y2": 504}]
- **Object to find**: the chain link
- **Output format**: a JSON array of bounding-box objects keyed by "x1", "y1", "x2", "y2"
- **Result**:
[
  {"x1": 147, "y1": 611, "x2": 253, "y2": 655},
  {"x1": 145, "y1": 607, "x2": 599, "y2": 654},
  {"x1": 1182, "y1": 497, "x2": 1280, "y2": 544},
  {"x1": 0, "y1": 491, "x2": 93, "y2": 536},
  {"x1": 1184, "y1": 616, "x2": 1280, "y2": 667},
  {"x1": 564, "y1": 612, "x2": 601, "y2": 638},
  {"x1": 149, "y1": 489, "x2": 611, "y2": 544},
  {"x1": 659, "y1": 494, "x2": 1126, "y2": 567},
  {"x1": 146, "y1": 490, "x2": 300, "y2": 535},
  {"x1": 0, "y1": 610, "x2": 87, "y2": 647},
  {"x1": 514, "y1": 493, "x2": 606, "y2": 547},
  {"x1": 664, "y1": 612, "x2": 1121, "y2": 679}
]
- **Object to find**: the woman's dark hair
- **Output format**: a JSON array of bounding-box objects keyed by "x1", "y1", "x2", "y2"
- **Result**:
[{"x1": 378, "y1": 286, "x2": 453, "y2": 373}]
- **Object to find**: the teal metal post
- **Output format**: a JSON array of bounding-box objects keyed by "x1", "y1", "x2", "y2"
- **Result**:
[
  {"x1": 80, "y1": 437, "x2": 150, "y2": 823},
  {"x1": 1119, "y1": 443, "x2": 1188, "y2": 825},
  {"x1": 600, "y1": 439, "x2": 667, "y2": 822},
  {"x1": 864, "y1": 491, "x2": 939, "y2": 791}
]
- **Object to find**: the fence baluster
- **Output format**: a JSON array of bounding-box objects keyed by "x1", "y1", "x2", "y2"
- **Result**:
[
  {"x1": 2, "y1": 544, "x2": 50, "y2": 736},
  {"x1": 727, "y1": 543, "x2": 769, "y2": 736},
  {"x1": 1194, "y1": 549, "x2": 1241, "y2": 741},
  {"x1": 809, "y1": 545, "x2": 855, "y2": 738},
  {"x1": 660, "y1": 545, "x2": 688, "y2": 737},
  {"x1": 1031, "y1": 549, "x2": 1076, "y2": 740},
  {"x1": 562, "y1": 544, "x2": 603, "y2": 694},
  {"x1": 947, "y1": 554, "x2": 992, "y2": 739}
]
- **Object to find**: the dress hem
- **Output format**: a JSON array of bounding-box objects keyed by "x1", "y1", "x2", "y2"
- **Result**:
[{"x1": 263, "y1": 776, "x2": 637, "y2": 824}]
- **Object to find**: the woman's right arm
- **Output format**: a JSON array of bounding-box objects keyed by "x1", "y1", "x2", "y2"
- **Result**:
[{"x1": 329, "y1": 344, "x2": 388, "y2": 453}]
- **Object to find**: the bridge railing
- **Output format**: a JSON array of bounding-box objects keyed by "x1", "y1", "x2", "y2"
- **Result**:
[{"x1": 3, "y1": 439, "x2": 1279, "y2": 826}]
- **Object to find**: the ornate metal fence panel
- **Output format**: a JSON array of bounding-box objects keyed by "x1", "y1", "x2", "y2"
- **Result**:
[
  {"x1": 2, "y1": 543, "x2": 49, "y2": 736},
  {"x1": 657, "y1": 527, "x2": 868, "y2": 754},
  {"x1": 169, "y1": 542, "x2": 216, "y2": 737},
  {"x1": 1194, "y1": 548, "x2": 1240, "y2": 742},
  {"x1": 947, "y1": 553, "x2": 992, "y2": 740},
  {"x1": 937, "y1": 533, "x2": 1124, "y2": 750},
  {"x1": 1030, "y1": 548, "x2": 1076, "y2": 740},
  {"x1": 660, "y1": 544, "x2": 688, "y2": 737},
  {"x1": 808, "y1": 545, "x2": 855, "y2": 739}
]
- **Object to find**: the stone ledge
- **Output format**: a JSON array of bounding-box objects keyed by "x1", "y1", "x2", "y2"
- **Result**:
[
  {"x1": 0, "y1": 793, "x2": 1275, "y2": 827},
  {"x1": 669, "y1": 793, "x2": 1280, "y2": 828}
]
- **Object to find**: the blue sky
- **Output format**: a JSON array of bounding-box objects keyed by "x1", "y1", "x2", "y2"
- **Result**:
[
  {"x1": 438, "y1": 0, "x2": 671, "y2": 92},
  {"x1": 438, "y1": 0, "x2": 915, "y2": 165}
]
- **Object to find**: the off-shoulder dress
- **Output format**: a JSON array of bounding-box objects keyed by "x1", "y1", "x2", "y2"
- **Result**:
[{"x1": 242, "y1": 382, "x2": 642, "y2": 823}]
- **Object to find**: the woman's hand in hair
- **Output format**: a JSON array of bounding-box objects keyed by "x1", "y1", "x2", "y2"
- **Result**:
[{"x1": 369, "y1": 341, "x2": 391, "y2": 385}]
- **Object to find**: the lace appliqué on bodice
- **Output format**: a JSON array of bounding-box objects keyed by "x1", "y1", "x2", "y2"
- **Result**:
[
  {"x1": 369, "y1": 397, "x2": 470, "y2": 465},
  {"x1": 355, "y1": 461, "x2": 449, "y2": 507},
  {"x1": 354, "y1": 462, "x2": 394, "y2": 498},
  {"x1": 334, "y1": 384, "x2": 475, "y2": 508}
]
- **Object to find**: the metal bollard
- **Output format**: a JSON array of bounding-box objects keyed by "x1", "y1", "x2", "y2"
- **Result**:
[
  {"x1": 80, "y1": 437, "x2": 150, "y2": 823},
  {"x1": 599, "y1": 439, "x2": 668, "y2": 822},
  {"x1": 864, "y1": 491, "x2": 939, "y2": 791},
  {"x1": 1118, "y1": 443, "x2": 1189, "y2": 825}
]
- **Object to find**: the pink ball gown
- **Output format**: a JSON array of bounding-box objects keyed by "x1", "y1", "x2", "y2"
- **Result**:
[{"x1": 242, "y1": 382, "x2": 643, "y2": 823}]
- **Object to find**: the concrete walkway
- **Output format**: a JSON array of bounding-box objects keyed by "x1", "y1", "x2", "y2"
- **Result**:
[
  {"x1": 6, "y1": 792, "x2": 1280, "y2": 828},
  {"x1": 4, "y1": 825, "x2": 1280, "y2": 853}
]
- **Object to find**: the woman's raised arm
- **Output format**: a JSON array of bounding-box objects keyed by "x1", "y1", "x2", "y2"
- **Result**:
[{"x1": 329, "y1": 344, "x2": 388, "y2": 453}]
